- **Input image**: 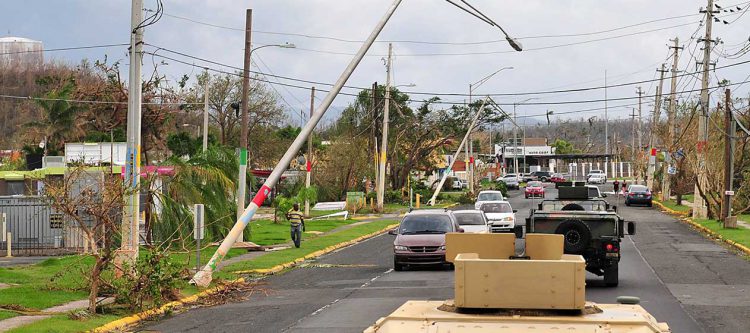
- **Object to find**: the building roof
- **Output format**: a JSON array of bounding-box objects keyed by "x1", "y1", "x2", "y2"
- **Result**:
[{"x1": 0, "y1": 36, "x2": 42, "y2": 43}]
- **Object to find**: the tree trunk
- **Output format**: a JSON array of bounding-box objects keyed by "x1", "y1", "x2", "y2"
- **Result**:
[
  {"x1": 89, "y1": 257, "x2": 104, "y2": 313},
  {"x1": 676, "y1": 193, "x2": 682, "y2": 206}
]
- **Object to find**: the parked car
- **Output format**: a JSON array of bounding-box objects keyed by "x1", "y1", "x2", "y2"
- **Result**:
[
  {"x1": 497, "y1": 174, "x2": 520, "y2": 190},
  {"x1": 479, "y1": 201, "x2": 517, "y2": 233},
  {"x1": 524, "y1": 181, "x2": 545, "y2": 198},
  {"x1": 474, "y1": 190, "x2": 505, "y2": 209},
  {"x1": 451, "y1": 177, "x2": 467, "y2": 190},
  {"x1": 390, "y1": 209, "x2": 463, "y2": 271},
  {"x1": 587, "y1": 173, "x2": 606, "y2": 184},
  {"x1": 625, "y1": 185, "x2": 653, "y2": 207},
  {"x1": 550, "y1": 173, "x2": 566, "y2": 183},
  {"x1": 531, "y1": 171, "x2": 553, "y2": 182},
  {"x1": 587, "y1": 169, "x2": 606, "y2": 182},
  {"x1": 521, "y1": 173, "x2": 534, "y2": 182},
  {"x1": 452, "y1": 210, "x2": 489, "y2": 233}
]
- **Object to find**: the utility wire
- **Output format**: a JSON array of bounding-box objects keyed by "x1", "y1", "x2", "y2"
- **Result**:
[{"x1": 0, "y1": 43, "x2": 129, "y2": 56}]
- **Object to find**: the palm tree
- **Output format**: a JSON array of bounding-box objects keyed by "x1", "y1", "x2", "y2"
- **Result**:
[{"x1": 25, "y1": 80, "x2": 82, "y2": 155}]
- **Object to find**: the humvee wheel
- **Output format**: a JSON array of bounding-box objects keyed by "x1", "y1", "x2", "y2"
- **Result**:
[
  {"x1": 604, "y1": 264, "x2": 619, "y2": 287},
  {"x1": 554, "y1": 219, "x2": 592, "y2": 254}
]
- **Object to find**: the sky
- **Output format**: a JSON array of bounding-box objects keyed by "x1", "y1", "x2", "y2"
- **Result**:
[{"x1": 2, "y1": 0, "x2": 750, "y2": 127}]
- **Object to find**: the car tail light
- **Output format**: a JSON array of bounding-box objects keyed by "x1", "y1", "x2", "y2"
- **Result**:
[
  {"x1": 628, "y1": 192, "x2": 636, "y2": 197},
  {"x1": 604, "y1": 243, "x2": 619, "y2": 252}
]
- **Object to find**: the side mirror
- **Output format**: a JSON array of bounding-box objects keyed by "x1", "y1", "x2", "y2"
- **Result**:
[
  {"x1": 602, "y1": 193, "x2": 608, "y2": 198},
  {"x1": 612, "y1": 205, "x2": 618, "y2": 212},
  {"x1": 512, "y1": 209, "x2": 518, "y2": 213},
  {"x1": 388, "y1": 228, "x2": 398, "y2": 235},
  {"x1": 513, "y1": 225, "x2": 524, "y2": 239},
  {"x1": 457, "y1": 228, "x2": 465, "y2": 233},
  {"x1": 627, "y1": 222, "x2": 636, "y2": 235}
]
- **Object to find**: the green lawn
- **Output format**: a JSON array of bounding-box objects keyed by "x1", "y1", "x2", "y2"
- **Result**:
[
  {"x1": 218, "y1": 219, "x2": 398, "y2": 279},
  {"x1": 0, "y1": 309, "x2": 17, "y2": 320},
  {"x1": 657, "y1": 199, "x2": 692, "y2": 213},
  {"x1": 693, "y1": 218, "x2": 750, "y2": 249},
  {"x1": 247, "y1": 218, "x2": 354, "y2": 246},
  {"x1": 7, "y1": 314, "x2": 122, "y2": 333}
]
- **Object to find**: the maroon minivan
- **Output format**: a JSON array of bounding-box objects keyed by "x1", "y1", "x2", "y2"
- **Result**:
[{"x1": 389, "y1": 209, "x2": 463, "y2": 271}]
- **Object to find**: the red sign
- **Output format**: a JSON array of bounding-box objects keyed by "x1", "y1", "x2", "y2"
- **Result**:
[
  {"x1": 306, "y1": 160, "x2": 312, "y2": 172},
  {"x1": 469, "y1": 156, "x2": 474, "y2": 165},
  {"x1": 651, "y1": 148, "x2": 657, "y2": 156},
  {"x1": 697, "y1": 141, "x2": 707, "y2": 153}
]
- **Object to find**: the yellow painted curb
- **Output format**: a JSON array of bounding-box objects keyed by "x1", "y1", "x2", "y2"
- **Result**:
[
  {"x1": 90, "y1": 223, "x2": 398, "y2": 332},
  {"x1": 89, "y1": 278, "x2": 246, "y2": 333},
  {"x1": 231, "y1": 223, "x2": 398, "y2": 275},
  {"x1": 678, "y1": 217, "x2": 750, "y2": 257},
  {"x1": 652, "y1": 200, "x2": 690, "y2": 217}
]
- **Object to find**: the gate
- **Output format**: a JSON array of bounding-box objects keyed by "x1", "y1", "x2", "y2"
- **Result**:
[{"x1": 0, "y1": 196, "x2": 86, "y2": 256}]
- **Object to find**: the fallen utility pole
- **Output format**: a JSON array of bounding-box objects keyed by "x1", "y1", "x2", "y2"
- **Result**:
[
  {"x1": 428, "y1": 98, "x2": 489, "y2": 206},
  {"x1": 721, "y1": 88, "x2": 736, "y2": 226},
  {"x1": 662, "y1": 38, "x2": 681, "y2": 202},
  {"x1": 647, "y1": 64, "x2": 667, "y2": 190},
  {"x1": 192, "y1": 0, "x2": 404, "y2": 287},
  {"x1": 376, "y1": 43, "x2": 393, "y2": 212},
  {"x1": 119, "y1": 0, "x2": 144, "y2": 266}
]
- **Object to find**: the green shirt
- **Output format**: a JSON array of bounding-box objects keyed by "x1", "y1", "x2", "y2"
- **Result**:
[{"x1": 287, "y1": 208, "x2": 304, "y2": 226}]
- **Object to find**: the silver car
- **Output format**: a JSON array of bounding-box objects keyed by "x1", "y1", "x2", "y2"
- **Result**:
[{"x1": 452, "y1": 210, "x2": 489, "y2": 233}]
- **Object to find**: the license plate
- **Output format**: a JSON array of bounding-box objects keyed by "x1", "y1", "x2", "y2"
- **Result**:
[{"x1": 606, "y1": 253, "x2": 620, "y2": 258}]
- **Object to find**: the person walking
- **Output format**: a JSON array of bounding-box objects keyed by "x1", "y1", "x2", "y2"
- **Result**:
[
  {"x1": 286, "y1": 203, "x2": 305, "y2": 248},
  {"x1": 613, "y1": 179, "x2": 620, "y2": 196}
]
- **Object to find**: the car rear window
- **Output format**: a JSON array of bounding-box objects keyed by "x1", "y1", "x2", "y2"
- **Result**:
[
  {"x1": 629, "y1": 185, "x2": 648, "y2": 192},
  {"x1": 400, "y1": 215, "x2": 453, "y2": 234},
  {"x1": 478, "y1": 192, "x2": 503, "y2": 201},
  {"x1": 480, "y1": 202, "x2": 512, "y2": 213},
  {"x1": 454, "y1": 213, "x2": 485, "y2": 225}
]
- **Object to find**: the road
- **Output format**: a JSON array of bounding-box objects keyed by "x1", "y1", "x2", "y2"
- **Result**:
[{"x1": 142, "y1": 183, "x2": 750, "y2": 333}]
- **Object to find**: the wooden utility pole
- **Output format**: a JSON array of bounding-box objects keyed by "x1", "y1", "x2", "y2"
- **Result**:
[
  {"x1": 630, "y1": 109, "x2": 637, "y2": 159},
  {"x1": 636, "y1": 86, "x2": 644, "y2": 159},
  {"x1": 376, "y1": 43, "x2": 392, "y2": 212},
  {"x1": 693, "y1": 0, "x2": 717, "y2": 219},
  {"x1": 721, "y1": 89, "x2": 736, "y2": 225},
  {"x1": 371, "y1": 82, "x2": 379, "y2": 196},
  {"x1": 236, "y1": 9, "x2": 252, "y2": 243},
  {"x1": 662, "y1": 38, "x2": 681, "y2": 202},
  {"x1": 305, "y1": 87, "x2": 315, "y2": 217},
  {"x1": 647, "y1": 64, "x2": 667, "y2": 190}
]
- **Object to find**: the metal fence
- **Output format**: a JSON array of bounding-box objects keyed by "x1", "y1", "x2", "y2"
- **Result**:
[{"x1": 0, "y1": 196, "x2": 88, "y2": 256}]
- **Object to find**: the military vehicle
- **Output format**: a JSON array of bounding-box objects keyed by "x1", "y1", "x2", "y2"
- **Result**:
[
  {"x1": 364, "y1": 229, "x2": 669, "y2": 332},
  {"x1": 526, "y1": 186, "x2": 635, "y2": 286}
]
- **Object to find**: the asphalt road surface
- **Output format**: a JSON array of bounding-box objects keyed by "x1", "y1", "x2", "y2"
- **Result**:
[{"x1": 143, "y1": 183, "x2": 750, "y2": 333}]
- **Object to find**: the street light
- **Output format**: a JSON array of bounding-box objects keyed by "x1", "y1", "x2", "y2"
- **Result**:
[
  {"x1": 250, "y1": 42, "x2": 296, "y2": 56},
  {"x1": 467, "y1": 66, "x2": 513, "y2": 193},
  {"x1": 512, "y1": 97, "x2": 537, "y2": 174}
]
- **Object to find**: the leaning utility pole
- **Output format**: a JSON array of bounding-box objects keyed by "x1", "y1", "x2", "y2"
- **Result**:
[
  {"x1": 192, "y1": 0, "x2": 405, "y2": 287},
  {"x1": 305, "y1": 87, "x2": 315, "y2": 217},
  {"x1": 236, "y1": 9, "x2": 252, "y2": 242},
  {"x1": 721, "y1": 88, "x2": 736, "y2": 224},
  {"x1": 429, "y1": 99, "x2": 489, "y2": 205},
  {"x1": 120, "y1": 0, "x2": 144, "y2": 265},
  {"x1": 376, "y1": 43, "x2": 392, "y2": 212},
  {"x1": 662, "y1": 38, "x2": 681, "y2": 202},
  {"x1": 647, "y1": 64, "x2": 667, "y2": 190},
  {"x1": 693, "y1": 0, "x2": 717, "y2": 219}
]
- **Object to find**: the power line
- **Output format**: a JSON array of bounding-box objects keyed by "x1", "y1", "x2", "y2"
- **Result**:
[{"x1": 0, "y1": 43, "x2": 129, "y2": 56}]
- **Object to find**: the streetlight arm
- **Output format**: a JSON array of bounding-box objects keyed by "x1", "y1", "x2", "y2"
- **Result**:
[{"x1": 471, "y1": 67, "x2": 513, "y2": 90}]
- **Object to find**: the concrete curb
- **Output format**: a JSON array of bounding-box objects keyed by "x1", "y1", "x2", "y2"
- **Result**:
[
  {"x1": 89, "y1": 223, "x2": 398, "y2": 333},
  {"x1": 232, "y1": 223, "x2": 399, "y2": 274},
  {"x1": 652, "y1": 200, "x2": 690, "y2": 217}
]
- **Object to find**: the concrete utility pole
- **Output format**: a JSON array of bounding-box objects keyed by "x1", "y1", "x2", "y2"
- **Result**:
[
  {"x1": 721, "y1": 89, "x2": 736, "y2": 224},
  {"x1": 693, "y1": 0, "x2": 717, "y2": 219},
  {"x1": 192, "y1": 0, "x2": 405, "y2": 287},
  {"x1": 202, "y1": 68, "x2": 209, "y2": 152},
  {"x1": 647, "y1": 64, "x2": 667, "y2": 190},
  {"x1": 236, "y1": 9, "x2": 252, "y2": 242},
  {"x1": 305, "y1": 87, "x2": 315, "y2": 217},
  {"x1": 662, "y1": 38, "x2": 681, "y2": 202},
  {"x1": 429, "y1": 99, "x2": 489, "y2": 205},
  {"x1": 120, "y1": 0, "x2": 144, "y2": 265},
  {"x1": 376, "y1": 43, "x2": 392, "y2": 212},
  {"x1": 604, "y1": 70, "x2": 609, "y2": 178}
]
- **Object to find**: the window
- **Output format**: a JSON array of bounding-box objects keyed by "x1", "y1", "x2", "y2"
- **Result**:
[
  {"x1": 400, "y1": 215, "x2": 453, "y2": 234},
  {"x1": 478, "y1": 192, "x2": 503, "y2": 201},
  {"x1": 481, "y1": 202, "x2": 512, "y2": 213},
  {"x1": 454, "y1": 213, "x2": 485, "y2": 225},
  {"x1": 6, "y1": 181, "x2": 25, "y2": 195}
]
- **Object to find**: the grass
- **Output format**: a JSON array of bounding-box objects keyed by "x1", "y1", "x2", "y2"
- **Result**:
[
  {"x1": 217, "y1": 219, "x2": 398, "y2": 279},
  {"x1": 656, "y1": 198, "x2": 692, "y2": 213},
  {"x1": 7, "y1": 314, "x2": 122, "y2": 333},
  {"x1": 246, "y1": 218, "x2": 354, "y2": 246},
  {"x1": 692, "y1": 218, "x2": 750, "y2": 249},
  {"x1": 0, "y1": 309, "x2": 17, "y2": 320}
]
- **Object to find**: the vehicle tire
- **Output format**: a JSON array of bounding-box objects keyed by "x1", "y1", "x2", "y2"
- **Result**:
[
  {"x1": 445, "y1": 263, "x2": 455, "y2": 271},
  {"x1": 561, "y1": 203, "x2": 585, "y2": 211},
  {"x1": 525, "y1": 194, "x2": 529, "y2": 199},
  {"x1": 394, "y1": 259, "x2": 404, "y2": 271},
  {"x1": 554, "y1": 219, "x2": 592, "y2": 254},
  {"x1": 647, "y1": 201, "x2": 653, "y2": 207},
  {"x1": 625, "y1": 201, "x2": 631, "y2": 206},
  {"x1": 604, "y1": 263, "x2": 619, "y2": 287}
]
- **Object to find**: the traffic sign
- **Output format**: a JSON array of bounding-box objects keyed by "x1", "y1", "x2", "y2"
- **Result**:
[
  {"x1": 667, "y1": 166, "x2": 677, "y2": 175},
  {"x1": 725, "y1": 191, "x2": 735, "y2": 196}
]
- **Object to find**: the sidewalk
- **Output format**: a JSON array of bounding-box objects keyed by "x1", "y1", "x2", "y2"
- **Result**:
[{"x1": 0, "y1": 298, "x2": 112, "y2": 332}]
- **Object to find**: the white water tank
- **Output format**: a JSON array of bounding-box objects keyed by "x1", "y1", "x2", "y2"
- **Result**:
[{"x1": 0, "y1": 36, "x2": 43, "y2": 69}]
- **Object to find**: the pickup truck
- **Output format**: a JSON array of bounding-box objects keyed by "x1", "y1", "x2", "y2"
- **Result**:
[{"x1": 525, "y1": 186, "x2": 635, "y2": 287}]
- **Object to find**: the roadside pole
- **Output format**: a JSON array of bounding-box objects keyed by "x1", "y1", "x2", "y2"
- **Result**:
[
  {"x1": 192, "y1": 0, "x2": 404, "y2": 287},
  {"x1": 236, "y1": 9, "x2": 252, "y2": 243},
  {"x1": 202, "y1": 68, "x2": 209, "y2": 152},
  {"x1": 663, "y1": 38, "x2": 681, "y2": 202},
  {"x1": 120, "y1": 0, "x2": 144, "y2": 266},
  {"x1": 305, "y1": 87, "x2": 315, "y2": 217},
  {"x1": 721, "y1": 89, "x2": 735, "y2": 225},
  {"x1": 693, "y1": 0, "x2": 716, "y2": 219},
  {"x1": 376, "y1": 44, "x2": 392, "y2": 212},
  {"x1": 647, "y1": 64, "x2": 667, "y2": 190},
  {"x1": 428, "y1": 99, "x2": 488, "y2": 206}
]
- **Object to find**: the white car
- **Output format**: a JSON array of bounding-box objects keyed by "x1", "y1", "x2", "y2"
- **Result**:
[
  {"x1": 478, "y1": 201, "x2": 517, "y2": 233},
  {"x1": 587, "y1": 170, "x2": 606, "y2": 182},
  {"x1": 452, "y1": 210, "x2": 489, "y2": 233},
  {"x1": 586, "y1": 185, "x2": 606, "y2": 198},
  {"x1": 474, "y1": 190, "x2": 505, "y2": 210},
  {"x1": 497, "y1": 174, "x2": 520, "y2": 190},
  {"x1": 587, "y1": 173, "x2": 606, "y2": 184}
]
